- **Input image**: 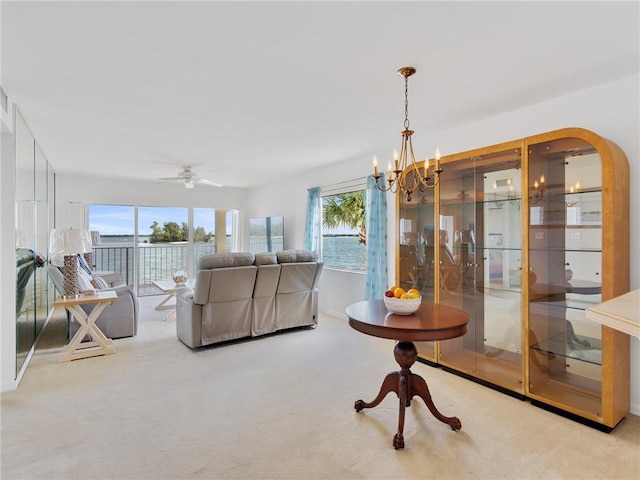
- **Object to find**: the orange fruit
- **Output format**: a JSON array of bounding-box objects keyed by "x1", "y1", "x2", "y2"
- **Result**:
[
  {"x1": 408, "y1": 288, "x2": 420, "y2": 296},
  {"x1": 400, "y1": 293, "x2": 411, "y2": 299},
  {"x1": 393, "y1": 287, "x2": 406, "y2": 298},
  {"x1": 388, "y1": 285, "x2": 398, "y2": 292}
]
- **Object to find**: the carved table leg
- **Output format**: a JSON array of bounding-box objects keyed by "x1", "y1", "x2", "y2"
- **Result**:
[
  {"x1": 355, "y1": 340, "x2": 460, "y2": 449},
  {"x1": 409, "y1": 373, "x2": 461, "y2": 430},
  {"x1": 354, "y1": 372, "x2": 400, "y2": 412}
]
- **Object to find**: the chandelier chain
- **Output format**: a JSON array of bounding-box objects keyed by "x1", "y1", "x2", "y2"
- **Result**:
[{"x1": 404, "y1": 75, "x2": 410, "y2": 130}]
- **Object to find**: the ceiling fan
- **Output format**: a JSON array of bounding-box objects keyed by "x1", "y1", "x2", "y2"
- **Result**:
[{"x1": 158, "y1": 166, "x2": 223, "y2": 189}]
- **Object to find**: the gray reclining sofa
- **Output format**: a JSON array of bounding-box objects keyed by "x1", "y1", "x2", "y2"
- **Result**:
[{"x1": 176, "y1": 250, "x2": 323, "y2": 348}]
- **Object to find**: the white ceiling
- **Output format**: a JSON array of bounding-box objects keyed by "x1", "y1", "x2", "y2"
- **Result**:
[{"x1": 2, "y1": 1, "x2": 638, "y2": 188}]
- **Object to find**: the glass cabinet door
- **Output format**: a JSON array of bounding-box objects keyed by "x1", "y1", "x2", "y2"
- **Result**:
[
  {"x1": 527, "y1": 136, "x2": 605, "y2": 418},
  {"x1": 398, "y1": 170, "x2": 436, "y2": 360},
  {"x1": 438, "y1": 146, "x2": 524, "y2": 394}
]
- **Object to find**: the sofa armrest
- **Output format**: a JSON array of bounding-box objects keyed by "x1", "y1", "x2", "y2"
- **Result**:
[
  {"x1": 94, "y1": 271, "x2": 123, "y2": 287},
  {"x1": 177, "y1": 286, "x2": 194, "y2": 301},
  {"x1": 176, "y1": 286, "x2": 201, "y2": 348},
  {"x1": 106, "y1": 284, "x2": 135, "y2": 296}
]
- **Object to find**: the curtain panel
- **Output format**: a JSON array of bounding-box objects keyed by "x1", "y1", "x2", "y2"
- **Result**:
[
  {"x1": 364, "y1": 175, "x2": 388, "y2": 300},
  {"x1": 304, "y1": 187, "x2": 321, "y2": 252}
]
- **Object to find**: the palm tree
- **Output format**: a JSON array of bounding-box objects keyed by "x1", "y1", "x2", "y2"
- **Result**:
[{"x1": 322, "y1": 191, "x2": 366, "y2": 244}]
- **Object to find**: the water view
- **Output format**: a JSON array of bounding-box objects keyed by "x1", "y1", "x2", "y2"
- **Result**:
[
  {"x1": 92, "y1": 233, "x2": 365, "y2": 295},
  {"x1": 322, "y1": 235, "x2": 366, "y2": 271}
]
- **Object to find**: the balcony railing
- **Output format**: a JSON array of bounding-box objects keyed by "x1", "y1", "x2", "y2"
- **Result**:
[{"x1": 92, "y1": 243, "x2": 217, "y2": 295}]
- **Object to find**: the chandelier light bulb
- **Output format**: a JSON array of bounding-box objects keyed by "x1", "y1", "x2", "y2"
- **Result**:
[{"x1": 531, "y1": 174, "x2": 545, "y2": 204}]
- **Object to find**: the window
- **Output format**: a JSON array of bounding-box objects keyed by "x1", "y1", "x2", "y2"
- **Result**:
[
  {"x1": 193, "y1": 208, "x2": 217, "y2": 271},
  {"x1": 88, "y1": 204, "x2": 239, "y2": 294},
  {"x1": 321, "y1": 189, "x2": 366, "y2": 271},
  {"x1": 138, "y1": 206, "x2": 189, "y2": 286},
  {"x1": 88, "y1": 204, "x2": 135, "y2": 286}
]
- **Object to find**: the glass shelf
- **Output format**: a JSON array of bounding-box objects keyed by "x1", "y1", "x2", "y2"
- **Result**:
[
  {"x1": 477, "y1": 283, "x2": 522, "y2": 296},
  {"x1": 528, "y1": 247, "x2": 602, "y2": 253},
  {"x1": 442, "y1": 198, "x2": 522, "y2": 208},
  {"x1": 531, "y1": 332, "x2": 602, "y2": 366},
  {"x1": 543, "y1": 189, "x2": 601, "y2": 200},
  {"x1": 529, "y1": 296, "x2": 602, "y2": 311}
]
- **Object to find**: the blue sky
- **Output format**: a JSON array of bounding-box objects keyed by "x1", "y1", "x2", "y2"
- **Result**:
[
  {"x1": 89, "y1": 204, "x2": 358, "y2": 237},
  {"x1": 89, "y1": 205, "x2": 227, "y2": 236}
]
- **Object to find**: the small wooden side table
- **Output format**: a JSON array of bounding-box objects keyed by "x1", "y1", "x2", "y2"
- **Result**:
[
  {"x1": 346, "y1": 299, "x2": 470, "y2": 449},
  {"x1": 54, "y1": 291, "x2": 118, "y2": 362}
]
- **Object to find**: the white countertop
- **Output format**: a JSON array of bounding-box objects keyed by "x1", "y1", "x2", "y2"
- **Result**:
[{"x1": 585, "y1": 289, "x2": 639, "y2": 338}]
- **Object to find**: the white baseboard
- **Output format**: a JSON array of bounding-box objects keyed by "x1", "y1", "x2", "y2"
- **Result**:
[
  {"x1": 1, "y1": 379, "x2": 18, "y2": 392},
  {"x1": 319, "y1": 308, "x2": 347, "y2": 321}
]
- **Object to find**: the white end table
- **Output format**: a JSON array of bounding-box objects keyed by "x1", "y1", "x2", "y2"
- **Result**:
[
  {"x1": 54, "y1": 291, "x2": 118, "y2": 362},
  {"x1": 152, "y1": 279, "x2": 194, "y2": 321}
]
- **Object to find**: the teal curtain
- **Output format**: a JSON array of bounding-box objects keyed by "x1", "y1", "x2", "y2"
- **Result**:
[
  {"x1": 364, "y1": 175, "x2": 388, "y2": 300},
  {"x1": 304, "y1": 187, "x2": 321, "y2": 252}
]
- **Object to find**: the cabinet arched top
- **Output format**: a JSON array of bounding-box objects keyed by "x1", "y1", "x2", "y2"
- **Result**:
[{"x1": 438, "y1": 127, "x2": 627, "y2": 168}]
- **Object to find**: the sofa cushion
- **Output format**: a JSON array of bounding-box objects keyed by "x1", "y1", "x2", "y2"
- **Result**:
[
  {"x1": 92, "y1": 276, "x2": 109, "y2": 289},
  {"x1": 77, "y1": 268, "x2": 94, "y2": 292},
  {"x1": 276, "y1": 249, "x2": 318, "y2": 263},
  {"x1": 198, "y1": 252, "x2": 255, "y2": 270},
  {"x1": 254, "y1": 252, "x2": 278, "y2": 265},
  {"x1": 77, "y1": 254, "x2": 93, "y2": 275}
]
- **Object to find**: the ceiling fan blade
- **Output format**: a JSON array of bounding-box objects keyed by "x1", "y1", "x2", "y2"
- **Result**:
[
  {"x1": 194, "y1": 177, "x2": 223, "y2": 187},
  {"x1": 158, "y1": 176, "x2": 184, "y2": 181}
]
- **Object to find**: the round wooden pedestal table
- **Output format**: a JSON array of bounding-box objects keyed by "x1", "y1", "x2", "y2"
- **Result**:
[{"x1": 346, "y1": 299, "x2": 470, "y2": 449}]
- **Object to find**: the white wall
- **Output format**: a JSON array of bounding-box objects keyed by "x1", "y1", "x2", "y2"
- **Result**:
[{"x1": 246, "y1": 75, "x2": 640, "y2": 414}]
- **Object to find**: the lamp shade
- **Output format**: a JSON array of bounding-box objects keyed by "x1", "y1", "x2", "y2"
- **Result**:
[{"x1": 49, "y1": 229, "x2": 92, "y2": 267}]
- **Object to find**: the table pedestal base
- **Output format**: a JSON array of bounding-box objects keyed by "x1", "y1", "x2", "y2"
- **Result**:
[{"x1": 354, "y1": 341, "x2": 461, "y2": 449}]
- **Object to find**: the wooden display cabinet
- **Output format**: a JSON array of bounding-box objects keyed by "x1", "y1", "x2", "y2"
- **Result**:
[
  {"x1": 396, "y1": 128, "x2": 630, "y2": 430},
  {"x1": 524, "y1": 129, "x2": 629, "y2": 430}
]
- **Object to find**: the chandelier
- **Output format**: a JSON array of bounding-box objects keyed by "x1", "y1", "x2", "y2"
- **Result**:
[
  {"x1": 373, "y1": 66, "x2": 442, "y2": 202},
  {"x1": 529, "y1": 174, "x2": 545, "y2": 204}
]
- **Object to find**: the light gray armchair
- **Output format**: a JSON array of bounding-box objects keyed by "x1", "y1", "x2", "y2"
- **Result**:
[{"x1": 47, "y1": 264, "x2": 138, "y2": 339}]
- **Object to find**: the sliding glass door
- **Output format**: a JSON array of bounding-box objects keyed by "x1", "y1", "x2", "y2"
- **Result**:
[{"x1": 89, "y1": 205, "x2": 238, "y2": 296}]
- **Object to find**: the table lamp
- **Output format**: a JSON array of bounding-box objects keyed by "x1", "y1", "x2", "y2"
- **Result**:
[
  {"x1": 49, "y1": 228, "x2": 92, "y2": 297},
  {"x1": 85, "y1": 231, "x2": 101, "y2": 270}
]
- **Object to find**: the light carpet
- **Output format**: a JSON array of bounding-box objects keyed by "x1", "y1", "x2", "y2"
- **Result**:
[{"x1": 1, "y1": 295, "x2": 639, "y2": 480}]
